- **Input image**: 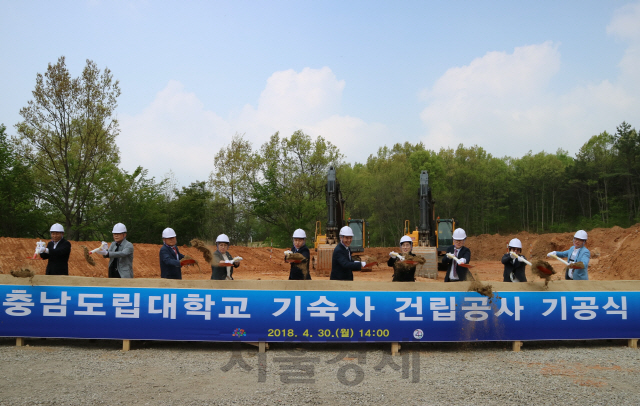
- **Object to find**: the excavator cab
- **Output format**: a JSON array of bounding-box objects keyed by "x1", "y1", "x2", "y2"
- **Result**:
[
  {"x1": 347, "y1": 219, "x2": 367, "y2": 253},
  {"x1": 436, "y1": 218, "x2": 455, "y2": 252}
]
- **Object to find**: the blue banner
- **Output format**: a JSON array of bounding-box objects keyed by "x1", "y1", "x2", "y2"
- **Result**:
[{"x1": 0, "y1": 285, "x2": 637, "y2": 342}]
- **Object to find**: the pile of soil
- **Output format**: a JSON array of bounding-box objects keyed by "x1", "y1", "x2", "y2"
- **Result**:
[{"x1": 1, "y1": 224, "x2": 639, "y2": 282}]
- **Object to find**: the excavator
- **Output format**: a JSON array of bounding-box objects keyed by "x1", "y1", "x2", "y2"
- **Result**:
[
  {"x1": 314, "y1": 166, "x2": 368, "y2": 276},
  {"x1": 403, "y1": 170, "x2": 456, "y2": 279}
]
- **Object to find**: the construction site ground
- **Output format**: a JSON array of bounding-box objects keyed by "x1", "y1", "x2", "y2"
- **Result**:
[{"x1": 2, "y1": 224, "x2": 639, "y2": 282}]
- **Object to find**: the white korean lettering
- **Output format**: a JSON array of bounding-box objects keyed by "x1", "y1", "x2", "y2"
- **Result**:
[
  {"x1": 3, "y1": 290, "x2": 34, "y2": 316},
  {"x1": 395, "y1": 297, "x2": 423, "y2": 321},
  {"x1": 74, "y1": 294, "x2": 106, "y2": 316},
  {"x1": 219, "y1": 298, "x2": 251, "y2": 319}
]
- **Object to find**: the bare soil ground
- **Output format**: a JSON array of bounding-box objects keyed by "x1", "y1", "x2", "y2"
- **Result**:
[{"x1": 1, "y1": 224, "x2": 639, "y2": 282}]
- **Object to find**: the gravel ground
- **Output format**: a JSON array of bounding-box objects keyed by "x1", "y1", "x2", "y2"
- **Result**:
[{"x1": 1, "y1": 338, "x2": 639, "y2": 405}]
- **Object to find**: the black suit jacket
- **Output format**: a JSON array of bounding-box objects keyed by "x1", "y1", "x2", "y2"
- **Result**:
[
  {"x1": 159, "y1": 244, "x2": 184, "y2": 279},
  {"x1": 288, "y1": 244, "x2": 311, "y2": 280},
  {"x1": 40, "y1": 238, "x2": 71, "y2": 276},
  {"x1": 330, "y1": 243, "x2": 362, "y2": 281},
  {"x1": 501, "y1": 253, "x2": 527, "y2": 282},
  {"x1": 442, "y1": 245, "x2": 471, "y2": 282}
]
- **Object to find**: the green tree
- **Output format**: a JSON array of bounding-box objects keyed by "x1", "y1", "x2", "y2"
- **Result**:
[
  {"x1": 0, "y1": 123, "x2": 43, "y2": 237},
  {"x1": 15, "y1": 56, "x2": 121, "y2": 240},
  {"x1": 250, "y1": 131, "x2": 343, "y2": 246},
  {"x1": 100, "y1": 167, "x2": 168, "y2": 243},
  {"x1": 168, "y1": 181, "x2": 214, "y2": 244},
  {"x1": 613, "y1": 121, "x2": 640, "y2": 224},
  {"x1": 209, "y1": 133, "x2": 256, "y2": 242}
]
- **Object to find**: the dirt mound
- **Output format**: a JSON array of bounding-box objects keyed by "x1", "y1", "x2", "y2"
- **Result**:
[{"x1": 1, "y1": 224, "x2": 640, "y2": 282}]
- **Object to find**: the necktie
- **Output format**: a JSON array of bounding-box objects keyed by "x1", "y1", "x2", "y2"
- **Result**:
[
  {"x1": 453, "y1": 249, "x2": 459, "y2": 279},
  {"x1": 171, "y1": 246, "x2": 178, "y2": 259}
]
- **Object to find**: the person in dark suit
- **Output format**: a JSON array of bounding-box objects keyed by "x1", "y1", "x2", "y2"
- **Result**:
[
  {"x1": 387, "y1": 235, "x2": 418, "y2": 282},
  {"x1": 159, "y1": 227, "x2": 184, "y2": 279},
  {"x1": 39, "y1": 223, "x2": 72, "y2": 276},
  {"x1": 211, "y1": 233, "x2": 241, "y2": 280},
  {"x1": 442, "y1": 228, "x2": 471, "y2": 282},
  {"x1": 502, "y1": 238, "x2": 527, "y2": 282},
  {"x1": 330, "y1": 226, "x2": 367, "y2": 281},
  {"x1": 284, "y1": 228, "x2": 311, "y2": 280}
]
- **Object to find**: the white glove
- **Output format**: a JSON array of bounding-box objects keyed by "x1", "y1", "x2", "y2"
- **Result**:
[
  {"x1": 547, "y1": 251, "x2": 556, "y2": 257},
  {"x1": 389, "y1": 251, "x2": 399, "y2": 258},
  {"x1": 509, "y1": 251, "x2": 518, "y2": 259},
  {"x1": 360, "y1": 261, "x2": 366, "y2": 267},
  {"x1": 458, "y1": 258, "x2": 466, "y2": 265},
  {"x1": 223, "y1": 260, "x2": 234, "y2": 265},
  {"x1": 37, "y1": 246, "x2": 46, "y2": 254},
  {"x1": 284, "y1": 250, "x2": 293, "y2": 256},
  {"x1": 232, "y1": 256, "x2": 243, "y2": 263},
  {"x1": 101, "y1": 241, "x2": 109, "y2": 250},
  {"x1": 446, "y1": 253, "x2": 456, "y2": 260},
  {"x1": 517, "y1": 256, "x2": 525, "y2": 262},
  {"x1": 96, "y1": 249, "x2": 108, "y2": 256}
]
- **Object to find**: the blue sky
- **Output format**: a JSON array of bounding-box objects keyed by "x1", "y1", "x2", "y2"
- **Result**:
[{"x1": 2, "y1": 1, "x2": 639, "y2": 187}]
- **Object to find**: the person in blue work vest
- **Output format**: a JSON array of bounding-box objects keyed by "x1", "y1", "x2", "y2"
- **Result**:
[
  {"x1": 330, "y1": 226, "x2": 369, "y2": 281},
  {"x1": 547, "y1": 230, "x2": 591, "y2": 280},
  {"x1": 442, "y1": 228, "x2": 471, "y2": 282},
  {"x1": 159, "y1": 227, "x2": 184, "y2": 279}
]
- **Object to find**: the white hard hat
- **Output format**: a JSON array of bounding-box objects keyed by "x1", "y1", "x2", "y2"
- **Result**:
[
  {"x1": 162, "y1": 228, "x2": 176, "y2": 238},
  {"x1": 452, "y1": 228, "x2": 467, "y2": 240},
  {"x1": 574, "y1": 230, "x2": 588, "y2": 240},
  {"x1": 112, "y1": 223, "x2": 127, "y2": 233},
  {"x1": 508, "y1": 238, "x2": 522, "y2": 249},
  {"x1": 216, "y1": 234, "x2": 230, "y2": 243},
  {"x1": 400, "y1": 235, "x2": 413, "y2": 245},
  {"x1": 339, "y1": 226, "x2": 354, "y2": 237},
  {"x1": 292, "y1": 229, "x2": 306, "y2": 238},
  {"x1": 50, "y1": 223, "x2": 64, "y2": 233}
]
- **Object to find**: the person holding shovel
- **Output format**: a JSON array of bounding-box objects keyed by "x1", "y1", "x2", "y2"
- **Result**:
[
  {"x1": 442, "y1": 228, "x2": 471, "y2": 282},
  {"x1": 547, "y1": 230, "x2": 590, "y2": 280},
  {"x1": 502, "y1": 238, "x2": 527, "y2": 282},
  {"x1": 38, "y1": 223, "x2": 72, "y2": 276},
  {"x1": 159, "y1": 227, "x2": 185, "y2": 279},
  {"x1": 94, "y1": 223, "x2": 134, "y2": 278},
  {"x1": 211, "y1": 234, "x2": 241, "y2": 280},
  {"x1": 284, "y1": 229, "x2": 311, "y2": 280},
  {"x1": 330, "y1": 226, "x2": 367, "y2": 281},
  {"x1": 387, "y1": 235, "x2": 420, "y2": 282}
]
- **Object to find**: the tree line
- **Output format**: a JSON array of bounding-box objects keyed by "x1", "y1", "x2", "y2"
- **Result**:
[{"x1": 1, "y1": 57, "x2": 639, "y2": 247}]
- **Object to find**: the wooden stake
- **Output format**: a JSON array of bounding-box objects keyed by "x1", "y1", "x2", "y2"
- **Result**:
[
  {"x1": 628, "y1": 339, "x2": 638, "y2": 349},
  {"x1": 391, "y1": 342, "x2": 401, "y2": 356},
  {"x1": 16, "y1": 337, "x2": 25, "y2": 347},
  {"x1": 512, "y1": 341, "x2": 523, "y2": 352},
  {"x1": 247, "y1": 342, "x2": 269, "y2": 352},
  {"x1": 122, "y1": 339, "x2": 130, "y2": 351}
]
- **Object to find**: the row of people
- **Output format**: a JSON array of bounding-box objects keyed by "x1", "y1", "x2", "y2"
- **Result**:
[
  {"x1": 36, "y1": 223, "x2": 242, "y2": 280},
  {"x1": 329, "y1": 226, "x2": 591, "y2": 282},
  {"x1": 35, "y1": 222, "x2": 591, "y2": 281}
]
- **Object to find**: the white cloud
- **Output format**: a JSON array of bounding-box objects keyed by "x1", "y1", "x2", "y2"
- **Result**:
[
  {"x1": 119, "y1": 69, "x2": 388, "y2": 186},
  {"x1": 419, "y1": 35, "x2": 640, "y2": 157},
  {"x1": 607, "y1": 1, "x2": 640, "y2": 90},
  {"x1": 118, "y1": 80, "x2": 232, "y2": 185}
]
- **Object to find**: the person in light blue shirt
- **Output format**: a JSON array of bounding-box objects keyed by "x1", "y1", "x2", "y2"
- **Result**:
[{"x1": 547, "y1": 230, "x2": 590, "y2": 280}]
